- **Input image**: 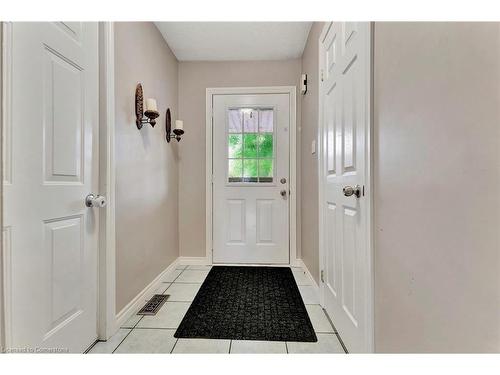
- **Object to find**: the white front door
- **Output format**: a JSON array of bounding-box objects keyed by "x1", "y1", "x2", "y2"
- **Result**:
[
  {"x1": 3, "y1": 22, "x2": 99, "y2": 352},
  {"x1": 212, "y1": 93, "x2": 290, "y2": 264},
  {"x1": 319, "y1": 22, "x2": 372, "y2": 352}
]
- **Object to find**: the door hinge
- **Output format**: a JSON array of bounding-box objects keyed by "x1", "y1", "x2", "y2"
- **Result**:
[
  {"x1": 320, "y1": 270, "x2": 325, "y2": 283},
  {"x1": 362, "y1": 185, "x2": 365, "y2": 197},
  {"x1": 320, "y1": 69, "x2": 324, "y2": 82}
]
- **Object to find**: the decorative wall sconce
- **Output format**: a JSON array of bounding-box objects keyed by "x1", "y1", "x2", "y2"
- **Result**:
[
  {"x1": 135, "y1": 83, "x2": 159, "y2": 129},
  {"x1": 165, "y1": 108, "x2": 184, "y2": 142}
]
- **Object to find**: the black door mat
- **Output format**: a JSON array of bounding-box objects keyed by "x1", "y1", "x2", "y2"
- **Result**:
[{"x1": 174, "y1": 266, "x2": 317, "y2": 342}]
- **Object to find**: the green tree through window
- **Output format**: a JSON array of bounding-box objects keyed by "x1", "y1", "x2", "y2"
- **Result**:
[{"x1": 228, "y1": 108, "x2": 274, "y2": 183}]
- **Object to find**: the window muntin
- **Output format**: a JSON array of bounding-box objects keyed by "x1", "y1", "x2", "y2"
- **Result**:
[{"x1": 227, "y1": 108, "x2": 274, "y2": 183}]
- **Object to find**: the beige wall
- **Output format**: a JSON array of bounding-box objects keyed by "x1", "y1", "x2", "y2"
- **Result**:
[
  {"x1": 299, "y1": 22, "x2": 324, "y2": 284},
  {"x1": 178, "y1": 60, "x2": 302, "y2": 258},
  {"x1": 374, "y1": 22, "x2": 500, "y2": 352},
  {"x1": 0, "y1": 23, "x2": 4, "y2": 349},
  {"x1": 114, "y1": 22, "x2": 179, "y2": 312}
]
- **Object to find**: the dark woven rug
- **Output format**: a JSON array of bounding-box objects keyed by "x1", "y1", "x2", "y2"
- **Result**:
[{"x1": 174, "y1": 266, "x2": 317, "y2": 342}]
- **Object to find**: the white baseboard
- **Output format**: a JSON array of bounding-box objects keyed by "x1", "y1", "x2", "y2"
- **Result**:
[
  {"x1": 290, "y1": 258, "x2": 303, "y2": 267},
  {"x1": 178, "y1": 256, "x2": 210, "y2": 265},
  {"x1": 296, "y1": 259, "x2": 320, "y2": 301},
  {"x1": 114, "y1": 257, "x2": 180, "y2": 329}
]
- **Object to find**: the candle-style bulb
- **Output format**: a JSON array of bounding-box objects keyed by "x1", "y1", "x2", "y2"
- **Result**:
[{"x1": 146, "y1": 98, "x2": 157, "y2": 112}]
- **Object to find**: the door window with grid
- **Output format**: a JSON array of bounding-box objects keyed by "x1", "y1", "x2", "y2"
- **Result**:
[{"x1": 227, "y1": 108, "x2": 274, "y2": 183}]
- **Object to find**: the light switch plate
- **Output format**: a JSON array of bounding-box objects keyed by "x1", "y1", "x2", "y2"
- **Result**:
[{"x1": 311, "y1": 140, "x2": 316, "y2": 154}]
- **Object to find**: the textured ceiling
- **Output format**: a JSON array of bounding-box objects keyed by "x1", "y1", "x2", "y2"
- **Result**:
[{"x1": 155, "y1": 22, "x2": 312, "y2": 61}]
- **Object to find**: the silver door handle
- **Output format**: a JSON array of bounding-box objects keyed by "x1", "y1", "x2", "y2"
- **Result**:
[
  {"x1": 343, "y1": 185, "x2": 361, "y2": 198},
  {"x1": 85, "y1": 193, "x2": 107, "y2": 208}
]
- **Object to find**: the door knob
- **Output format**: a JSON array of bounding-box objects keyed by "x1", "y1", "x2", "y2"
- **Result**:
[
  {"x1": 280, "y1": 189, "x2": 287, "y2": 198},
  {"x1": 343, "y1": 185, "x2": 361, "y2": 198},
  {"x1": 85, "y1": 193, "x2": 107, "y2": 208}
]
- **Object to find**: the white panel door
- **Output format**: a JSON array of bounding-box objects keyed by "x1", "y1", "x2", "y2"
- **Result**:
[
  {"x1": 3, "y1": 22, "x2": 99, "y2": 352},
  {"x1": 319, "y1": 22, "x2": 371, "y2": 352},
  {"x1": 213, "y1": 94, "x2": 290, "y2": 264}
]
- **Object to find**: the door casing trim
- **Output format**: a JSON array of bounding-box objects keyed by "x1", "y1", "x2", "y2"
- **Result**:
[
  {"x1": 317, "y1": 22, "x2": 375, "y2": 353},
  {"x1": 205, "y1": 86, "x2": 298, "y2": 266}
]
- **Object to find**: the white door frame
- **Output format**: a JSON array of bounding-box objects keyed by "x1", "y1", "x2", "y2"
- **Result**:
[
  {"x1": 97, "y1": 22, "x2": 117, "y2": 341},
  {"x1": 1, "y1": 21, "x2": 8, "y2": 351},
  {"x1": 317, "y1": 22, "x2": 375, "y2": 352},
  {"x1": 0, "y1": 22, "x2": 118, "y2": 348},
  {"x1": 206, "y1": 86, "x2": 298, "y2": 266}
]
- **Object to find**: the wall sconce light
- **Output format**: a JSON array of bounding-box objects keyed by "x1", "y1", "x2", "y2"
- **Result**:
[
  {"x1": 165, "y1": 108, "x2": 184, "y2": 142},
  {"x1": 135, "y1": 83, "x2": 159, "y2": 129}
]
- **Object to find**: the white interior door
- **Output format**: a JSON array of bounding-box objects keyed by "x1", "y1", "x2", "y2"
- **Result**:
[
  {"x1": 319, "y1": 22, "x2": 372, "y2": 352},
  {"x1": 212, "y1": 93, "x2": 290, "y2": 264},
  {"x1": 3, "y1": 22, "x2": 99, "y2": 352}
]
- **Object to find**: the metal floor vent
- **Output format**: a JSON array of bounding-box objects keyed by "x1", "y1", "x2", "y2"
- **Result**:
[{"x1": 137, "y1": 294, "x2": 169, "y2": 315}]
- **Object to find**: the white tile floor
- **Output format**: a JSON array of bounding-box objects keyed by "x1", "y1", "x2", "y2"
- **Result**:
[{"x1": 88, "y1": 264, "x2": 346, "y2": 354}]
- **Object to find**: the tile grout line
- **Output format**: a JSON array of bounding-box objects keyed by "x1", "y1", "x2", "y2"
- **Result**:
[
  {"x1": 335, "y1": 333, "x2": 349, "y2": 354},
  {"x1": 321, "y1": 308, "x2": 348, "y2": 354},
  {"x1": 170, "y1": 338, "x2": 179, "y2": 354},
  {"x1": 228, "y1": 340, "x2": 232, "y2": 354},
  {"x1": 170, "y1": 268, "x2": 186, "y2": 283},
  {"x1": 320, "y1": 307, "x2": 338, "y2": 334},
  {"x1": 112, "y1": 316, "x2": 144, "y2": 354},
  {"x1": 112, "y1": 267, "x2": 190, "y2": 354},
  {"x1": 90, "y1": 301, "x2": 154, "y2": 353},
  {"x1": 167, "y1": 268, "x2": 209, "y2": 285},
  {"x1": 115, "y1": 273, "x2": 183, "y2": 354},
  {"x1": 84, "y1": 340, "x2": 99, "y2": 353},
  {"x1": 133, "y1": 327, "x2": 182, "y2": 330},
  {"x1": 111, "y1": 329, "x2": 133, "y2": 354}
]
